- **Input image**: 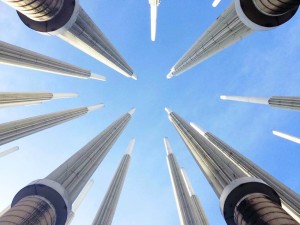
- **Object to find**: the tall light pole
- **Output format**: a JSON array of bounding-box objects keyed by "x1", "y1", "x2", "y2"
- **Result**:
[
  {"x1": 92, "y1": 139, "x2": 135, "y2": 225},
  {"x1": 0, "y1": 108, "x2": 135, "y2": 225},
  {"x1": 0, "y1": 0, "x2": 136, "y2": 79},
  {"x1": 166, "y1": 108, "x2": 299, "y2": 225},
  {"x1": 166, "y1": 0, "x2": 299, "y2": 79}
]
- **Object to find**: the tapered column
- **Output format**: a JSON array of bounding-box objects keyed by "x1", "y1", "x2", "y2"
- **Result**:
[
  {"x1": 166, "y1": 108, "x2": 298, "y2": 225},
  {"x1": 165, "y1": 138, "x2": 202, "y2": 225},
  {"x1": 0, "y1": 103, "x2": 104, "y2": 146},
  {"x1": 0, "y1": 146, "x2": 19, "y2": 158},
  {"x1": 221, "y1": 95, "x2": 300, "y2": 111},
  {"x1": 0, "y1": 108, "x2": 135, "y2": 225},
  {"x1": 66, "y1": 179, "x2": 94, "y2": 225},
  {"x1": 191, "y1": 122, "x2": 300, "y2": 222},
  {"x1": 92, "y1": 138, "x2": 135, "y2": 225},
  {"x1": 181, "y1": 168, "x2": 210, "y2": 225},
  {"x1": 1, "y1": 0, "x2": 136, "y2": 79},
  {"x1": 166, "y1": 0, "x2": 299, "y2": 78},
  {"x1": 273, "y1": 130, "x2": 300, "y2": 144},
  {"x1": 0, "y1": 41, "x2": 106, "y2": 81},
  {"x1": 0, "y1": 92, "x2": 78, "y2": 108},
  {"x1": 149, "y1": 0, "x2": 160, "y2": 41}
]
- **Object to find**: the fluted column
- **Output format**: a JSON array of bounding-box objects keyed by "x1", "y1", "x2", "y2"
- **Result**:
[
  {"x1": 1, "y1": 0, "x2": 136, "y2": 79},
  {"x1": 166, "y1": 108, "x2": 298, "y2": 225},
  {"x1": 92, "y1": 139, "x2": 135, "y2": 225},
  {"x1": 0, "y1": 41, "x2": 106, "y2": 81},
  {"x1": 165, "y1": 138, "x2": 201, "y2": 225},
  {"x1": 149, "y1": 0, "x2": 160, "y2": 41},
  {"x1": 221, "y1": 95, "x2": 300, "y2": 111},
  {"x1": 0, "y1": 103, "x2": 104, "y2": 146},
  {"x1": 190, "y1": 122, "x2": 300, "y2": 222},
  {"x1": 0, "y1": 108, "x2": 135, "y2": 225},
  {"x1": 0, "y1": 92, "x2": 78, "y2": 108},
  {"x1": 181, "y1": 168, "x2": 210, "y2": 225},
  {"x1": 166, "y1": 0, "x2": 299, "y2": 78}
]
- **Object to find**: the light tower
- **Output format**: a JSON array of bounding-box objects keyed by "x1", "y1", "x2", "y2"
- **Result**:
[
  {"x1": 0, "y1": 103, "x2": 104, "y2": 146},
  {"x1": 0, "y1": 0, "x2": 136, "y2": 79},
  {"x1": 164, "y1": 137, "x2": 209, "y2": 225},
  {"x1": 149, "y1": 0, "x2": 161, "y2": 41},
  {"x1": 165, "y1": 108, "x2": 299, "y2": 225},
  {"x1": 181, "y1": 168, "x2": 210, "y2": 225},
  {"x1": 166, "y1": 1, "x2": 299, "y2": 78},
  {"x1": 0, "y1": 146, "x2": 19, "y2": 158},
  {"x1": 190, "y1": 122, "x2": 300, "y2": 222},
  {"x1": 0, "y1": 41, "x2": 106, "y2": 81},
  {"x1": 221, "y1": 95, "x2": 300, "y2": 111},
  {"x1": 92, "y1": 139, "x2": 135, "y2": 225},
  {"x1": 273, "y1": 130, "x2": 300, "y2": 144},
  {"x1": 0, "y1": 92, "x2": 78, "y2": 108},
  {"x1": 0, "y1": 108, "x2": 135, "y2": 225}
]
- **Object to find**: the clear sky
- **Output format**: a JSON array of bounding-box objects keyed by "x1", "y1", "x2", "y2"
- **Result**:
[{"x1": 0, "y1": 0, "x2": 300, "y2": 224}]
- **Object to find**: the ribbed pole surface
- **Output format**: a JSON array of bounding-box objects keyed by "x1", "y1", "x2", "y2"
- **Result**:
[
  {"x1": 167, "y1": 154, "x2": 199, "y2": 225},
  {"x1": 0, "y1": 92, "x2": 78, "y2": 108},
  {"x1": 167, "y1": 3, "x2": 252, "y2": 78},
  {"x1": 1, "y1": 0, "x2": 63, "y2": 21},
  {"x1": 0, "y1": 196, "x2": 56, "y2": 225},
  {"x1": 269, "y1": 96, "x2": 300, "y2": 111},
  {"x1": 92, "y1": 149, "x2": 132, "y2": 225},
  {"x1": 58, "y1": 7, "x2": 135, "y2": 79},
  {"x1": 181, "y1": 169, "x2": 210, "y2": 225},
  {"x1": 167, "y1": 111, "x2": 246, "y2": 197},
  {"x1": 234, "y1": 193, "x2": 298, "y2": 225},
  {"x1": 253, "y1": 0, "x2": 300, "y2": 16},
  {"x1": 46, "y1": 111, "x2": 133, "y2": 202},
  {"x1": 0, "y1": 41, "x2": 98, "y2": 80},
  {"x1": 0, "y1": 105, "x2": 97, "y2": 146},
  {"x1": 204, "y1": 131, "x2": 300, "y2": 221}
]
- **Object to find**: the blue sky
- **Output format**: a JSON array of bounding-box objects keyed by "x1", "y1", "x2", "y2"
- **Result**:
[{"x1": 0, "y1": 0, "x2": 300, "y2": 224}]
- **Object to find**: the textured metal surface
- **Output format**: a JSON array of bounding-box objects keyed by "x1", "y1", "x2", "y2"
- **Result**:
[
  {"x1": 167, "y1": 153, "x2": 199, "y2": 225},
  {"x1": 253, "y1": 0, "x2": 300, "y2": 16},
  {"x1": 168, "y1": 111, "x2": 246, "y2": 197},
  {"x1": 0, "y1": 195, "x2": 56, "y2": 225},
  {"x1": 0, "y1": 41, "x2": 92, "y2": 79},
  {"x1": 46, "y1": 112, "x2": 133, "y2": 202},
  {"x1": 234, "y1": 193, "x2": 298, "y2": 225},
  {"x1": 0, "y1": 106, "x2": 89, "y2": 146},
  {"x1": 269, "y1": 96, "x2": 300, "y2": 111},
  {"x1": 181, "y1": 168, "x2": 210, "y2": 225},
  {"x1": 92, "y1": 153, "x2": 131, "y2": 225},
  {"x1": 168, "y1": 3, "x2": 253, "y2": 77},
  {"x1": 59, "y1": 8, "x2": 135, "y2": 78},
  {"x1": 205, "y1": 131, "x2": 300, "y2": 221},
  {"x1": 2, "y1": 0, "x2": 63, "y2": 21}
]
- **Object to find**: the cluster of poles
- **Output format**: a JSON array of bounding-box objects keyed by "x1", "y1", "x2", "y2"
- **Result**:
[{"x1": 0, "y1": 0, "x2": 300, "y2": 225}]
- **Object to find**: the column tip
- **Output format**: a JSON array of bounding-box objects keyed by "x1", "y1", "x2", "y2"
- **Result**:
[
  {"x1": 180, "y1": 168, "x2": 195, "y2": 196},
  {"x1": 165, "y1": 107, "x2": 172, "y2": 115},
  {"x1": 166, "y1": 72, "x2": 173, "y2": 79},
  {"x1": 126, "y1": 138, "x2": 136, "y2": 155},
  {"x1": 220, "y1": 95, "x2": 228, "y2": 100},
  {"x1": 87, "y1": 104, "x2": 105, "y2": 112},
  {"x1": 190, "y1": 122, "x2": 206, "y2": 136},
  {"x1": 273, "y1": 130, "x2": 300, "y2": 144},
  {"x1": 52, "y1": 93, "x2": 79, "y2": 99},
  {"x1": 90, "y1": 73, "x2": 107, "y2": 81},
  {"x1": 131, "y1": 74, "x2": 138, "y2": 80},
  {"x1": 163, "y1": 137, "x2": 172, "y2": 155},
  {"x1": 128, "y1": 108, "x2": 136, "y2": 115}
]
